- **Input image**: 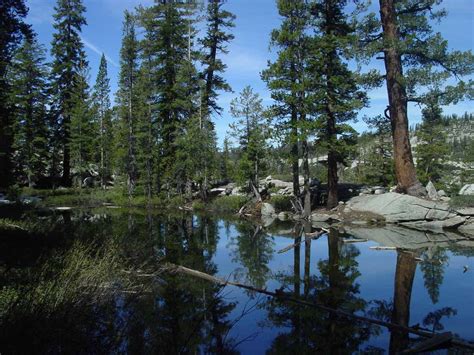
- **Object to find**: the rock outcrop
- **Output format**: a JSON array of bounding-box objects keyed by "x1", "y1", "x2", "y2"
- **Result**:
[
  {"x1": 459, "y1": 184, "x2": 474, "y2": 196},
  {"x1": 343, "y1": 192, "x2": 473, "y2": 237},
  {"x1": 346, "y1": 192, "x2": 456, "y2": 223}
]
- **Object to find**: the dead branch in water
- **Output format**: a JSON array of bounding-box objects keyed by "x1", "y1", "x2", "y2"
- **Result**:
[
  {"x1": 277, "y1": 228, "x2": 328, "y2": 254},
  {"x1": 163, "y1": 263, "x2": 474, "y2": 351}
]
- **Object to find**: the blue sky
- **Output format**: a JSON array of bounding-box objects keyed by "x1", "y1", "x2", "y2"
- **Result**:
[{"x1": 26, "y1": 0, "x2": 473, "y2": 146}]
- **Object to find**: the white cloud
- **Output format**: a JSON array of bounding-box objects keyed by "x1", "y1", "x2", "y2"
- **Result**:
[
  {"x1": 81, "y1": 36, "x2": 119, "y2": 68},
  {"x1": 224, "y1": 50, "x2": 268, "y2": 75},
  {"x1": 26, "y1": 0, "x2": 55, "y2": 25}
]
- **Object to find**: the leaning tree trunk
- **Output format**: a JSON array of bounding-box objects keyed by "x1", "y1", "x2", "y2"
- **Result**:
[{"x1": 379, "y1": 0, "x2": 425, "y2": 196}]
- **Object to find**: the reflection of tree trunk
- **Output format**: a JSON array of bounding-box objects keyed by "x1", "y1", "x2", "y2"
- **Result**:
[
  {"x1": 327, "y1": 228, "x2": 340, "y2": 353},
  {"x1": 303, "y1": 222, "x2": 312, "y2": 296},
  {"x1": 293, "y1": 225, "x2": 302, "y2": 338},
  {"x1": 389, "y1": 251, "x2": 417, "y2": 354}
]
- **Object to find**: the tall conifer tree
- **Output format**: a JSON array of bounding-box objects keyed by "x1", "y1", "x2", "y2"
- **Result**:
[
  {"x1": 262, "y1": 0, "x2": 309, "y2": 211},
  {"x1": 116, "y1": 11, "x2": 139, "y2": 199},
  {"x1": 229, "y1": 86, "x2": 268, "y2": 199},
  {"x1": 92, "y1": 54, "x2": 112, "y2": 188},
  {"x1": 359, "y1": 0, "x2": 474, "y2": 195},
  {"x1": 0, "y1": 0, "x2": 31, "y2": 187},
  {"x1": 50, "y1": 0, "x2": 87, "y2": 186},
  {"x1": 200, "y1": 0, "x2": 235, "y2": 119},
  {"x1": 309, "y1": 0, "x2": 366, "y2": 209},
  {"x1": 8, "y1": 36, "x2": 50, "y2": 187},
  {"x1": 69, "y1": 64, "x2": 94, "y2": 186}
]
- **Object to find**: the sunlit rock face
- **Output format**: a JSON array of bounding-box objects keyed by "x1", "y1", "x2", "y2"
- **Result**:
[
  {"x1": 346, "y1": 192, "x2": 455, "y2": 223},
  {"x1": 459, "y1": 184, "x2": 474, "y2": 196}
]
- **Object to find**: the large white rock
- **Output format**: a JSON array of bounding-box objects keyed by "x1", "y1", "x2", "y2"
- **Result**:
[
  {"x1": 456, "y1": 208, "x2": 474, "y2": 216},
  {"x1": 458, "y1": 221, "x2": 474, "y2": 236},
  {"x1": 459, "y1": 184, "x2": 474, "y2": 195},
  {"x1": 346, "y1": 192, "x2": 456, "y2": 223},
  {"x1": 261, "y1": 202, "x2": 276, "y2": 216},
  {"x1": 426, "y1": 181, "x2": 439, "y2": 200}
]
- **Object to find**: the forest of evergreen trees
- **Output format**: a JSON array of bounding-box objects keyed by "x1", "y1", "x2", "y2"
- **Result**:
[{"x1": 1, "y1": 0, "x2": 473, "y2": 211}]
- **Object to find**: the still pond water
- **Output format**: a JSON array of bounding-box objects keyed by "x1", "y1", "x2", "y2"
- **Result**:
[{"x1": 1, "y1": 207, "x2": 473, "y2": 354}]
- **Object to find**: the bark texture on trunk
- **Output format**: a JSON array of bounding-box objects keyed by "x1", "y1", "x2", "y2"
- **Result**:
[
  {"x1": 61, "y1": 134, "x2": 71, "y2": 187},
  {"x1": 379, "y1": 0, "x2": 425, "y2": 196},
  {"x1": 291, "y1": 107, "x2": 300, "y2": 199},
  {"x1": 302, "y1": 139, "x2": 311, "y2": 217},
  {"x1": 327, "y1": 115, "x2": 338, "y2": 209}
]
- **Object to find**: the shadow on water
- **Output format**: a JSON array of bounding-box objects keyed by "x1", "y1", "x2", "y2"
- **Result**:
[{"x1": 1, "y1": 207, "x2": 473, "y2": 353}]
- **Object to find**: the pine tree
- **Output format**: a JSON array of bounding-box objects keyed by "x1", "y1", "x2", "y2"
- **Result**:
[
  {"x1": 358, "y1": 0, "x2": 474, "y2": 195},
  {"x1": 229, "y1": 86, "x2": 268, "y2": 199},
  {"x1": 50, "y1": 0, "x2": 88, "y2": 186},
  {"x1": 92, "y1": 54, "x2": 113, "y2": 188},
  {"x1": 362, "y1": 115, "x2": 394, "y2": 186},
  {"x1": 138, "y1": 1, "x2": 196, "y2": 192},
  {"x1": 200, "y1": 0, "x2": 235, "y2": 119},
  {"x1": 116, "y1": 11, "x2": 139, "y2": 199},
  {"x1": 69, "y1": 64, "x2": 95, "y2": 187},
  {"x1": 262, "y1": 0, "x2": 310, "y2": 210},
  {"x1": 7, "y1": 36, "x2": 50, "y2": 187},
  {"x1": 415, "y1": 102, "x2": 449, "y2": 184},
  {"x1": 219, "y1": 136, "x2": 234, "y2": 181},
  {"x1": 0, "y1": 0, "x2": 31, "y2": 188},
  {"x1": 309, "y1": 0, "x2": 366, "y2": 209}
]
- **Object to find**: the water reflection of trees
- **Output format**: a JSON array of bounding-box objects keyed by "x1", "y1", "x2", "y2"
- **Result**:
[
  {"x1": 1, "y1": 211, "x2": 242, "y2": 354},
  {"x1": 369, "y1": 248, "x2": 461, "y2": 353},
  {"x1": 228, "y1": 222, "x2": 275, "y2": 289},
  {"x1": 264, "y1": 228, "x2": 378, "y2": 353}
]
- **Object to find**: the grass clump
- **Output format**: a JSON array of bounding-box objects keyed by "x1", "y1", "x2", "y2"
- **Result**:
[
  {"x1": 0, "y1": 218, "x2": 30, "y2": 232},
  {"x1": 449, "y1": 195, "x2": 474, "y2": 208}
]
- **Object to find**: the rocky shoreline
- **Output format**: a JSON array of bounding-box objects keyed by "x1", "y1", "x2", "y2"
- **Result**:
[{"x1": 260, "y1": 190, "x2": 474, "y2": 239}]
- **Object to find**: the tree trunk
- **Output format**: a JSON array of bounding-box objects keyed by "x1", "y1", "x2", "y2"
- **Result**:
[
  {"x1": 302, "y1": 138, "x2": 311, "y2": 217},
  {"x1": 100, "y1": 115, "x2": 105, "y2": 189},
  {"x1": 291, "y1": 107, "x2": 300, "y2": 199},
  {"x1": 62, "y1": 129, "x2": 71, "y2": 187},
  {"x1": 327, "y1": 110, "x2": 338, "y2": 209},
  {"x1": 379, "y1": 0, "x2": 425, "y2": 196},
  {"x1": 389, "y1": 251, "x2": 417, "y2": 354}
]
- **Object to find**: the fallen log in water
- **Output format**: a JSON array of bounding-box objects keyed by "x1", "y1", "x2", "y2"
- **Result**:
[
  {"x1": 343, "y1": 238, "x2": 368, "y2": 243},
  {"x1": 164, "y1": 263, "x2": 474, "y2": 351},
  {"x1": 277, "y1": 228, "x2": 328, "y2": 254},
  {"x1": 369, "y1": 246, "x2": 397, "y2": 250}
]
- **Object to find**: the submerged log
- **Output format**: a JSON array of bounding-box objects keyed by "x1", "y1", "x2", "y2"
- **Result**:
[
  {"x1": 277, "y1": 228, "x2": 328, "y2": 254},
  {"x1": 164, "y1": 263, "x2": 474, "y2": 351}
]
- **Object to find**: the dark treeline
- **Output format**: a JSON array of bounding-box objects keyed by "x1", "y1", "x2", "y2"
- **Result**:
[{"x1": 0, "y1": 0, "x2": 473, "y2": 210}]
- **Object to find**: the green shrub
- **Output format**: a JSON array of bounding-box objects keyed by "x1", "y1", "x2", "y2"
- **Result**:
[
  {"x1": 270, "y1": 195, "x2": 293, "y2": 212},
  {"x1": 192, "y1": 200, "x2": 206, "y2": 211},
  {"x1": 449, "y1": 195, "x2": 474, "y2": 208},
  {"x1": 210, "y1": 195, "x2": 250, "y2": 213}
]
